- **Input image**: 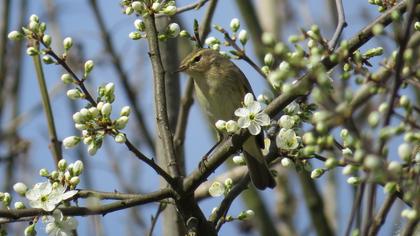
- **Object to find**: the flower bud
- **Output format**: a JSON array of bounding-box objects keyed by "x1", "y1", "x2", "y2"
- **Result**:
[
  {"x1": 29, "y1": 14, "x2": 39, "y2": 23},
  {"x1": 134, "y1": 19, "x2": 145, "y2": 31},
  {"x1": 232, "y1": 154, "x2": 246, "y2": 165},
  {"x1": 398, "y1": 143, "x2": 411, "y2": 162},
  {"x1": 115, "y1": 116, "x2": 129, "y2": 130},
  {"x1": 29, "y1": 21, "x2": 39, "y2": 32},
  {"x1": 238, "y1": 30, "x2": 248, "y2": 45},
  {"x1": 39, "y1": 168, "x2": 49, "y2": 177},
  {"x1": 70, "y1": 176, "x2": 80, "y2": 186},
  {"x1": 364, "y1": 47, "x2": 383, "y2": 58},
  {"x1": 50, "y1": 171, "x2": 59, "y2": 180},
  {"x1": 129, "y1": 31, "x2": 142, "y2": 40},
  {"x1": 58, "y1": 159, "x2": 67, "y2": 171},
  {"x1": 73, "y1": 160, "x2": 84, "y2": 176},
  {"x1": 215, "y1": 120, "x2": 226, "y2": 131},
  {"x1": 238, "y1": 210, "x2": 255, "y2": 220},
  {"x1": 88, "y1": 107, "x2": 99, "y2": 117},
  {"x1": 8, "y1": 31, "x2": 24, "y2": 41},
  {"x1": 310, "y1": 168, "x2": 325, "y2": 179},
  {"x1": 401, "y1": 209, "x2": 418, "y2": 220},
  {"x1": 264, "y1": 53, "x2": 274, "y2": 66},
  {"x1": 125, "y1": 6, "x2": 133, "y2": 15},
  {"x1": 179, "y1": 30, "x2": 189, "y2": 37},
  {"x1": 262, "y1": 32, "x2": 275, "y2": 46},
  {"x1": 399, "y1": 95, "x2": 410, "y2": 108},
  {"x1": 209, "y1": 181, "x2": 225, "y2": 197},
  {"x1": 61, "y1": 73, "x2": 73, "y2": 84},
  {"x1": 131, "y1": 2, "x2": 142, "y2": 12},
  {"x1": 342, "y1": 164, "x2": 356, "y2": 175},
  {"x1": 2, "y1": 192, "x2": 11, "y2": 206},
  {"x1": 415, "y1": 22, "x2": 420, "y2": 31},
  {"x1": 13, "y1": 182, "x2": 28, "y2": 196},
  {"x1": 120, "y1": 106, "x2": 131, "y2": 116},
  {"x1": 368, "y1": 112, "x2": 380, "y2": 127},
  {"x1": 63, "y1": 136, "x2": 81, "y2": 149},
  {"x1": 42, "y1": 34, "x2": 52, "y2": 47},
  {"x1": 278, "y1": 115, "x2": 295, "y2": 129},
  {"x1": 24, "y1": 223, "x2": 37, "y2": 236},
  {"x1": 42, "y1": 55, "x2": 54, "y2": 64},
  {"x1": 168, "y1": 23, "x2": 180, "y2": 38},
  {"x1": 151, "y1": 2, "x2": 160, "y2": 11},
  {"x1": 163, "y1": 5, "x2": 177, "y2": 15},
  {"x1": 84, "y1": 60, "x2": 94, "y2": 75},
  {"x1": 230, "y1": 18, "x2": 240, "y2": 32},
  {"x1": 325, "y1": 158, "x2": 338, "y2": 169},
  {"x1": 114, "y1": 133, "x2": 126, "y2": 143},
  {"x1": 101, "y1": 103, "x2": 112, "y2": 116},
  {"x1": 26, "y1": 47, "x2": 38, "y2": 56},
  {"x1": 67, "y1": 89, "x2": 84, "y2": 100},
  {"x1": 225, "y1": 120, "x2": 239, "y2": 134},
  {"x1": 87, "y1": 143, "x2": 98, "y2": 156},
  {"x1": 63, "y1": 37, "x2": 73, "y2": 51},
  {"x1": 14, "y1": 201, "x2": 25, "y2": 209},
  {"x1": 281, "y1": 158, "x2": 294, "y2": 168},
  {"x1": 104, "y1": 82, "x2": 115, "y2": 96},
  {"x1": 347, "y1": 176, "x2": 361, "y2": 185}
]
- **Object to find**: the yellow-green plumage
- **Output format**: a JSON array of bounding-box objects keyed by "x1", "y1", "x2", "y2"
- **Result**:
[{"x1": 179, "y1": 49, "x2": 275, "y2": 190}]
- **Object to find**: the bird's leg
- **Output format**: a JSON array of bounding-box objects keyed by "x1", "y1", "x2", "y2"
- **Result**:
[{"x1": 199, "y1": 131, "x2": 226, "y2": 172}]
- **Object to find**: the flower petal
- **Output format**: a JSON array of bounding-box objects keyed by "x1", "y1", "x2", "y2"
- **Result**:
[
  {"x1": 237, "y1": 117, "x2": 250, "y2": 128},
  {"x1": 62, "y1": 190, "x2": 78, "y2": 200},
  {"x1": 248, "y1": 123, "x2": 261, "y2": 135},
  {"x1": 234, "y1": 108, "x2": 249, "y2": 117},
  {"x1": 244, "y1": 93, "x2": 254, "y2": 106},
  {"x1": 247, "y1": 101, "x2": 261, "y2": 113},
  {"x1": 256, "y1": 113, "x2": 270, "y2": 126}
]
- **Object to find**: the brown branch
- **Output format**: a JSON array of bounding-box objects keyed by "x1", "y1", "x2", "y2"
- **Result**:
[
  {"x1": 328, "y1": 0, "x2": 347, "y2": 49},
  {"x1": 368, "y1": 194, "x2": 397, "y2": 236}
]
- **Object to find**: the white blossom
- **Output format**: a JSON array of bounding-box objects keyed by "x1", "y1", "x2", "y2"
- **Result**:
[
  {"x1": 44, "y1": 209, "x2": 78, "y2": 236},
  {"x1": 25, "y1": 182, "x2": 77, "y2": 212},
  {"x1": 276, "y1": 128, "x2": 299, "y2": 150},
  {"x1": 234, "y1": 93, "x2": 270, "y2": 135}
]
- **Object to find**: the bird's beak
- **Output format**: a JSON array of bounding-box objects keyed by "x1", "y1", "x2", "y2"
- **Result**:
[{"x1": 175, "y1": 64, "x2": 187, "y2": 73}]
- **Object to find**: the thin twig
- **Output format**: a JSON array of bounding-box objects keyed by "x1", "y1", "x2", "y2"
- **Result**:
[
  {"x1": 32, "y1": 43, "x2": 62, "y2": 164},
  {"x1": 367, "y1": 194, "x2": 397, "y2": 235},
  {"x1": 147, "y1": 202, "x2": 167, "y2": 236},
  {"x1": 344, "y1": 183, "x2": 365, "y2": 236},
  {"x1": 328, "y1": 0, "x2": 347, "y2": 49}
]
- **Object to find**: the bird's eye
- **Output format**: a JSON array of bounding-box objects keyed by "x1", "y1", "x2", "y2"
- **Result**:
[{"x1": 192, "y1": 55, "x2": 201, "y2": 63}]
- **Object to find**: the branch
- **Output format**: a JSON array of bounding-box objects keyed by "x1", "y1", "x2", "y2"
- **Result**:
[
  {"x1": 0, "y1": 188, "x2": 174, "y2": 220},
  {"x1": 328, "y1": 0, "x2": 347, "y2": 49},
  {"x1": 368, "y1": 194, "x2": 397, "y2": 236},
  {"x1": 32, "y1": 43, "x2": 62, "y2": 164},
  {"x1": 173, "y1": 0, "x2": 211, "y2": 15},
  {"x1": 143, "y1": 13, "x2": 180, "y2": 178}
]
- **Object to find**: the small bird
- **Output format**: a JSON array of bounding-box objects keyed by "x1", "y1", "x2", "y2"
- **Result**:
[{"x1": 179, "y1": 48, "x2": 276, "y2": 190}]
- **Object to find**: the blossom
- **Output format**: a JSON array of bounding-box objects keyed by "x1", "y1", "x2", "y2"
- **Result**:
[
  {"x1": 44, "y1": 209, "x2": 78, "y2": 236},
  {"x1": 234, "y1": 93, "x2": 270, "y2": 135},
  {"x1": 208, "y1": 181, "x2": 225, "y2": 197},
  {"x1": 276, "y1": 128, "x2": 299, "y2": 150},
  {"x1": 25, "y1": 182, "x2": 77, "y2": 211}
]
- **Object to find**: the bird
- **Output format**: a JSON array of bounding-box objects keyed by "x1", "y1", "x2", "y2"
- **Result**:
[{"x1": 178, "y1": 48, "x2": 276, "y2": 190}]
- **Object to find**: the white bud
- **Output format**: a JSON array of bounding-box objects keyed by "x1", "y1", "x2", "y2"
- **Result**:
[
  {"x1": 115, "y1": 116, "x2": 129, "y2": 130},
  {"x1": 70, "y1": 176, "x2": 80, "y2": 186},
  {"x1": 342, "y1": 164, "x2": 356, "y2": 175},
  {"x1": 42, "y1": 34, "x2": 52, "y2": 46},
  {"x1": 342, "y1": 148, "x2": 353, "y2": 157},
  {"x1": 151, "y1": 2, "x2": 160, "y2": 11},
  {"x1": 63, "y1": 136, "x2": 81, "y2": 149},
  {"x1": 168, "y1": 23, "x2": 180, "y2": 38},
  {"x1": 87, "y1": 143, "x2": 98, "y2": 156},
  {"x1": 205, "y1": 36, "x2": 219, "y2": 46},
  {"x1": 215, "y1": 120, "x2": 226, "y2": 131},
  {"x1": 131, "y1": 2, "x2": 142, "y2": 12},
  {"x1": 230, "y1": 18, "x2": 240, "y2": 32},
  {"x1": 278, "y1": 115, "x2": 295, "y2": 129},
  {"x1": 120, "y1": 106, "x2": 131, "y2": 116},
  {"x1": 398, "y1": 143, "x2": 411, "y2": 162},
  {"x1": 67, "y1": 89, "x2": 83, "y2": 100},
  {"x1": 73, "y1": 160, "x2": 84, "y2": 176},
  {"x1": 14, "y1": 201, "x2": 25, "y2": 209},
  {"x1": 114, "y1": 133, "x2": 126, "y2": 143},
  {"x1": 208, "y1": 181, "x2": 225, "y2": 197},
  {"x1": 262, "y1": 32, "x2": 276, "y2": 46},
  {"x1": 39, "y1": 168, "x2": 49, "y2": 177},
  {"x1": 88, "y1": 107, "x2": 99, "y2": 117},
  {"x1": 13, "y1": 182, "x2": 28, "y2": 196},
  {"x1": 232, "y1": 154, "x2": 246, "y2": 165},
  {"x1": 104, "y1": 82, "x2": 115, "y2": 95},
  {"x1": 101, "y1": 103, "x2": 112, "y2": 116},
  {"x1": 84, "y1": 60, "x2": 94, "y2": 75},
  {"x1": 26, "y1": 47, "x2": 38, "y2": 56},
  {"x1": 310, "y1": 168, "x2": 325, "y2": 179},
  {"x1": 58, "y1": 159, "x2": 67, "y2": 171},
  {"x1": 61, "y1": 73, "x2": 73, "y2": 84},
  {"x1": 378, "y1": 103, "x2": 388, "y2": 113},
  {"x1": 225, "y1": 120, "x2": 239, "y2": 134},
  {"x1": 347, "y1": 176, "x2": 361, "y2": 185},
  {"x1": 129, "y1": 31, "x2": 142, "y2": 40},
  {"x1": 63, "y1": 37, "x2": 73, "y2": 51},
  {"x1": 96, "y1": 101, "x2": 104, "y2": 110},
  {"x1": 134, "y1": 19, "x2": 145, "y2": 31},
  {"x1": 163, "y1": 5, "x2": 177, "y2": 15},
  {"x1": 8, "y1": 31, "x2": 24, "y2": 41},
  {"x1": 264, "y1": 53, "x2": 274, "y2": 66},
  {"x1": 281, "y1": 158, "x2": 294, "y2": 168},
  {"x1": 125, "y1": 6, "x2": 133, "y2": 15},
  {"x1": 238, "y1": 30, "x2": 248, "y2": 45},
  {"x1": 29, "y1": 14, "x2": 39, "y2": 23}
]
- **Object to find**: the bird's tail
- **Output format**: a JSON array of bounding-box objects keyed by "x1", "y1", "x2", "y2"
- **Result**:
[{"x1": 243, "y1": 136, "x2": 276, "y2": 190}]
